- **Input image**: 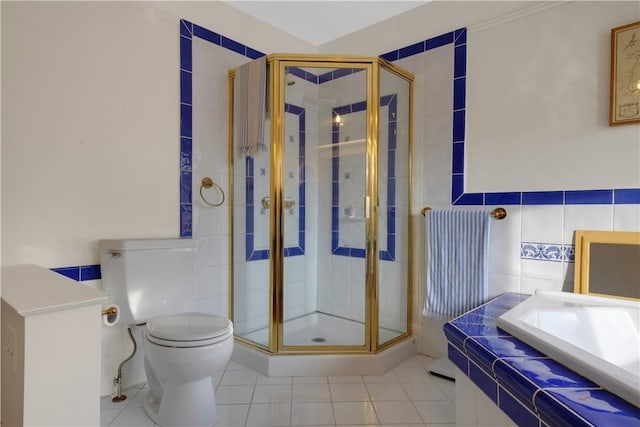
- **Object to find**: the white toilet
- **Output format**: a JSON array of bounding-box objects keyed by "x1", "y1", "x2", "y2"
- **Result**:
[{"x1": 99, "y1": 238, "x2": 234, "y2": 427}]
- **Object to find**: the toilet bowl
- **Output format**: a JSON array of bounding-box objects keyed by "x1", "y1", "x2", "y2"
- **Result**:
[
  {"x1": 98, "y1": 238, "x2": 234, "y2": 427},
  {"x1": 142, "y1": 313, "x2": 234, "y2": 427}
]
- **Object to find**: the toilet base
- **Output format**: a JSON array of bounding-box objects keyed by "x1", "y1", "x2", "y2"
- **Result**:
[{"x1": 143, "y1": 377, "x2": 217, "y2": 427}]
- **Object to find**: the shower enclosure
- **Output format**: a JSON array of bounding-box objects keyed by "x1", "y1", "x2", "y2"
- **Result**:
[{"x1": 230, "y1": 54, "x2": 413, "y2": 354}]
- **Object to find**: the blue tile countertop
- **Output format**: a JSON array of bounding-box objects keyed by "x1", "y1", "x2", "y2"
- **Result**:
[{"x1": 444, "y1": 293, "x2": 640, "y2": 427}]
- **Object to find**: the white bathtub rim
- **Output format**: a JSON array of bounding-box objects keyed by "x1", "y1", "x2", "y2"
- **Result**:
[{"x1": 497, "y1": 290, "x2": 640, "y2": 408}]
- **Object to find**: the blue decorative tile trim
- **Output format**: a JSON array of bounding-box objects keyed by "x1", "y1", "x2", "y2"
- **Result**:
[
  {"x1": 80, "y1": 264, "x2": 102, "y2": 281},
  {"x1": 536, "y1": 388, "x2": 640, "y2": 427},
  {"x1": 245, "y1": 103, "x2": 306, "y2": 261},
  {"x1": 382, "y1": 26, "x2": 640, "y2": 209},
  {"x1": 444, "y1": 293, "x2": 640, "y2": 426},
  {"x1": 178, "y1": 21, "x2": 640, "y2": 244},
  {"x1": 448, "y1": 343, "x2": 468, "y2": 373},
  {"x1": 498, "y1": 386, "x2": 541, "y2": 427},
  {"x1": 193, "y1": 24, "x2": 221, "y2": 46},
  {"x1": 51, "y1": 267, "x2": 80, "y2": 281},
  {"x1": 180, "y1": 137, "x2": 192, "y2": 171},
  {"x1": 520, "y1": 242, "x2": 574, "y2": 262},
  {"x1": 470, "y1": 360, "x2": 498, "y2": 402},
  {"x1": 522, "y1": 191, "x2": 564, "y2": 205},
  {"x1": 331, "y1": 94, "x2": 397, "y2": 260},
  {"x1": 614, "y1": 188, "x2": 640, "y2": 204},
  {"x1": 51, "y1": 264, "x2": 101, "y2": 281},
  {"x1": 178, "y1": 19, "x2": 267, "y2": 238}
]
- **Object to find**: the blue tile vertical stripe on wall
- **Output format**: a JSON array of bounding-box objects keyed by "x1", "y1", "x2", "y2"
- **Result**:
[
  {"x1": 178, "y1": 19, "x2": 265, "y2": 238},
  {"x1": 332, "y1": 95, "x2": 397, "y2": 260},
  {"x1": 245, "y1": 103, "x2": 306, "y2": 261},
  {"x1": 180, "y1": 20, "x2": 194, "y2": 237}
]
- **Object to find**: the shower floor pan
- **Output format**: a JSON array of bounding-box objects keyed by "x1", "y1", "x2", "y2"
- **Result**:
[
  {"x1": 240, "y1": 311, "x2": 403, "y2": 347},
  {"x1": 233, "y1": 312, "x2": 415, "y2": 377}
]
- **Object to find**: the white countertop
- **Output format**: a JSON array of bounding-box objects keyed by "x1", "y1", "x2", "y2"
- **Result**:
[{"x1": 1, "y1": 264, "x2": 108, "y2": 316}]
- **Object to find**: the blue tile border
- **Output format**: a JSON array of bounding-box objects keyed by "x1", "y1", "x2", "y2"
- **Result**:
[
  {"x1": 245, "y1": 103, "x2": 306, "y2": 261},
  {"x1": 381, "y1": 27, "x2": 640, "y2": 209},
  {"x1": 50, "y1": 264, "x2": 101, "y2": 282},
  {"x1": 444, "y1": 293, "x2": 640, "y2": 426},
  {"x1": 179, "y1": 19, "x2": 266, "y2": 238},
  {"x1": 331, "y1": 94, "x2": 397, "y2": 260},
  {"x1": 177, "y1": 20, "x2": 639, "y2": 254}
]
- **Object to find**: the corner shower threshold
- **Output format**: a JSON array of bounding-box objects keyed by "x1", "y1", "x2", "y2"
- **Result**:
[{"x1": 231, "y1": 335, "x2": 416, "y2": 377}]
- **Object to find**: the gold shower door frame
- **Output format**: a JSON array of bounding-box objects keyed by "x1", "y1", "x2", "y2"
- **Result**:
[{"x1": 229, "y1": 54, "x2": 414, "y2": 354}]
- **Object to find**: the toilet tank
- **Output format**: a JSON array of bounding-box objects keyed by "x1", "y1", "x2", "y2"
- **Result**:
[{"x1": 98, "y1": 238, "x2": 195, "y2": 325}]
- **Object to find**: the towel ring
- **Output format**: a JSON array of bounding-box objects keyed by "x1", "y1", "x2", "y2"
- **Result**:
[{"x1": 200, "y1": 177, "x2": 225, "y2": 207}]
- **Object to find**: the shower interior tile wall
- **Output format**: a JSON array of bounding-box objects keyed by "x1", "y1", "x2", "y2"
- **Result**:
[
  {"x1": 317, "y1": 72, "x2": 369, "y2": 323},
  {"x1": 228, "y1": 61, "x2": 410, "y2": 336}
]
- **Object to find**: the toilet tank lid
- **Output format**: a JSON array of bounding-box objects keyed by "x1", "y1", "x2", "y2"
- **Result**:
[{"x1": 98, "y1": 238, "x2": 195, "y2": 251}]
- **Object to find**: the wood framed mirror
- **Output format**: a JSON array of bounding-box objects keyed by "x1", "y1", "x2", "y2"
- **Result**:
[{"x1": 574, "y1": 230, "x2": 640, "y2": 301}]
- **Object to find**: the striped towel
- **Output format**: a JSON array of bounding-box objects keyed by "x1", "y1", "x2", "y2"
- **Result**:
[
  {"x1": 423, "y1": 209, "x2": 490, "y2": 319},
  {"x1": 235, "y1": 56, "x2": 267, "y2": 157}
]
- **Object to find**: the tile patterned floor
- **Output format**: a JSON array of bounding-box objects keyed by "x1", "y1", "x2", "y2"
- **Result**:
[{"x1": 101, "y1": 354, "x2": 456, "y2": 427}]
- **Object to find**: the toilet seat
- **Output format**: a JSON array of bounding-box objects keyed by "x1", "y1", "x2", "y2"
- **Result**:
[{"x1": 146, "y1": 313, "x2": 233, "y2": 348}]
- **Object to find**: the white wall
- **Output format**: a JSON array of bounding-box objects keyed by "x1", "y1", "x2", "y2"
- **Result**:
[
  {"x1": 1, "y1": 1, "x2": 312, "y2": 268},
  {"x1": 1, "y1": 0, "x2": 312, "y2": 395},
  {"x1": 1, "y1": 1, "x2": 179, "y2": 267},
  {"x1": 465, "y1": 1, "x2": 640, "y2": 192}
]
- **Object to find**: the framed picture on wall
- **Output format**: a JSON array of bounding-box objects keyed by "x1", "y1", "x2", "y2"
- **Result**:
[{"x1": 610, "y1": 21, "x2": 640, "y2": 126}]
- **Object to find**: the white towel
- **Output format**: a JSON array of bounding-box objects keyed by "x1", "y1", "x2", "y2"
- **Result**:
[
  {"x1": 423, "y1": 209, "x2": 490, "y2": 319},
  {"x1": 235, "y1": 56, "x2": 267, "y2": 157}
]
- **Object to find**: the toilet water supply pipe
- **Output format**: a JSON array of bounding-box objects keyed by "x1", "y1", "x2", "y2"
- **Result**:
[{"x1": 112, "y1": 326, "x2": 138, "y2": 402}]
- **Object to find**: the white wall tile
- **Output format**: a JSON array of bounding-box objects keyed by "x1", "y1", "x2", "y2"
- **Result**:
[
  {"x1": 563, "y1": 205, "x2": 613, "y2": 244},
  {"x1": 521, "y1": 205, "x2": 564, "y2": 243},
  {"x1": 614, "y1": 205, "x2": 640, "y2": 231},
  {"x1": 520, "y1": 276, "x2": 564, "y2": 295},
  {"x1": 487, "y1": 273, "x2": 521, "y2": 298},
  {"x1": 488, "y1": 238, "x2": 521, "y2": 277},
  {"x1": 521, "y1": 258, "x2": 564, "y2": 281}
]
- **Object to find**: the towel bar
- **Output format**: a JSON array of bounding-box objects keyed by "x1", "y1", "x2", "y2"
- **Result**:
[{"x1": 421, "y1": 207, "x2": 507, "y2": 220}]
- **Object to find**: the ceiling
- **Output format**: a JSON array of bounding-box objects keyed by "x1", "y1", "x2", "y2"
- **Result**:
[{"x1": 222, "y1": 1, "x2": 430, "y2": 46}]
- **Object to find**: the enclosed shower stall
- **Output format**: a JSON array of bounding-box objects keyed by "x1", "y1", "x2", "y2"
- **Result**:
[{"x1": 230, "y1": 54, "x2": 413, "y2": 354}]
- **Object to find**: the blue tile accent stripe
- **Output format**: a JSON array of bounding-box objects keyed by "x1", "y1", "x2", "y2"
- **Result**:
[
  {"x1": 177, "y1": 21, "x2": 639, "y2": 256},
  {"x1": 245, "y1": 103, "x2": 306, "y2": 261},
  {"x1": 331, "y1": 94, "x2": 397, "y2": 260},
  {"x1": 443, "y1": 293, "x2": 640, "y2": 426},
  {"x1": 51, "y1": 265, "x2": 101, "y2": 281},
  {"x1": 179, "y1": 19, "x2": 266, "y2": 238},
  {"x1": 382, "y1": 27, "x2": 639, "y2": 209}
]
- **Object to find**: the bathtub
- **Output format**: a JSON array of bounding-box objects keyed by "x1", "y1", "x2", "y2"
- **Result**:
[{"x1": 497, "y1": 290, "x2": 640, "y2": 407}]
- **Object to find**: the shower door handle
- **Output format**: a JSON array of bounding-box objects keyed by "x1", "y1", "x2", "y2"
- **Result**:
[{"x1": 364, "y1": 197, "x2": 371, "y2": 219}]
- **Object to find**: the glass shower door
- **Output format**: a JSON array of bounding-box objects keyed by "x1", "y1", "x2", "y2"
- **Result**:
[
  {"x1": 231, "y1": 71, "x2": 272, "y2": 349},
  {"x1": 378, "y1": 65, "x2": 412, "y2": 347},
  {"x1": 281, "y1": 63, "x2": 369, "y2": 349}
]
